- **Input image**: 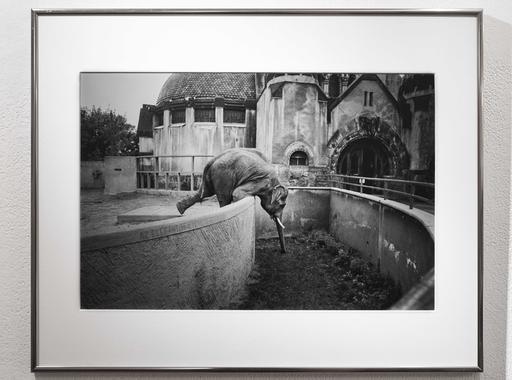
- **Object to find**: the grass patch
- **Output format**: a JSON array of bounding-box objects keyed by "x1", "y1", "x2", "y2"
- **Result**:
[{"x1": 227, "y1": 230, "x2": 401, "y2": 310}]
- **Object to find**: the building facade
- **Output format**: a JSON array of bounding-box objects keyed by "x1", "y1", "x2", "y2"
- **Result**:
[
  {"x1": 137, "y1": 73, "x2": 257, "y2": 174},
  {"x1": 137, "y1": 72, "x2": 434, "y2": 187}
]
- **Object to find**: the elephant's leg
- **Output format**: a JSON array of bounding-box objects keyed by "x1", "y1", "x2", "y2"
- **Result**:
[
  {"x1": 232, "y1": 182, "x2": 258, "y2": 203},
  {"x1": 216, "y1": 194, "x2": 233, "y2": 208},
  {"x1": 176, "y1": 192, "x2": 202, "y2": 214},
  {"x1": 176, "y1": 184, "x2": 214, "y2": 214}
]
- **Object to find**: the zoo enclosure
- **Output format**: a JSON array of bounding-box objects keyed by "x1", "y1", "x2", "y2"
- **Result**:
[
  {"x1": 136, "y1": 155, "x2": 213, "y2": 191},
  {"x1": 316, "y1": 173, "x2": 434, "y2": 210},
  {"x1": 255, "y1": 187, "x2": 435, "y2": 295}
]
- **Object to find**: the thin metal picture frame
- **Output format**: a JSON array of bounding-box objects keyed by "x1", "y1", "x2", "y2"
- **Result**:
[{"x1": 32, "y1": 8, "x2": 483, "y2": 372}]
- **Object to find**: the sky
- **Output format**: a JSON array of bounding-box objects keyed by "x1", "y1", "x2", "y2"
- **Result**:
[{"x1": 80, "y1": 73, "x2": 171, "y2": 127}]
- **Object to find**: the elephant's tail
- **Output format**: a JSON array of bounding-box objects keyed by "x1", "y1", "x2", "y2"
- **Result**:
[{"x1": 199, "y1": 158, "x2": 214, "y2": 199}]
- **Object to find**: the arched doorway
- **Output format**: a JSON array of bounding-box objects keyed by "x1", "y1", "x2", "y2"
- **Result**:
[
  {"x1": 337, "y1": 138, "x2": 393, "y2": 193},
  {"x1": 328, "y1": 116, "x2": 409, "y2": 179}
]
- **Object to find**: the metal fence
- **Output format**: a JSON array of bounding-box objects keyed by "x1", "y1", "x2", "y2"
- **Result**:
[
  {"x1": 136, "y1": 155, "x2": 213, "y2": 192},
  {"x1": 316, "y1": 174, "x2": 434, "y2": 210}
]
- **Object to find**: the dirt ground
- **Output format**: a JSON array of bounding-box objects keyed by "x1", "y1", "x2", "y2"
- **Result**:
[{"x1": 227, "y1": 230, "x2": 402, "y2": 310}]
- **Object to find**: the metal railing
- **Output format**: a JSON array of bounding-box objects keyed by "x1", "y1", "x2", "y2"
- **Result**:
[
  {"x1": 136, "y1": 155, "x2": 213, "y2": 192},
  {"x1": 316, "y1": 174, "x2": 434, "y2": 210}
]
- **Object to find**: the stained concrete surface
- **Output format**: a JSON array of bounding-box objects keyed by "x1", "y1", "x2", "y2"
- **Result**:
[
  {"x1": 81, "y1": 189, "x2": 219, "y2": 234},
  {"x1": 117, "y1": 206, "x2": 182, "y2": 222}
]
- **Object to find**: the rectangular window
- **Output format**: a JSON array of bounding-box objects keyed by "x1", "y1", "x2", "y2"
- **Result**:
[
  {"x1": 223, "y1": 109, "x2": 246, "y2": 123},
  {"x1": 155, "y1": 112, "x2": 164, "y2": 126},
  {"x1": 364, "y1": 91, "x2": 374, "y2": 107},
  {"x1": 194, "y1": 108, "x2": 215, "y2": 123},
  {"x1": 171, "y1": 109, "x2": 185, "y2": 124}
]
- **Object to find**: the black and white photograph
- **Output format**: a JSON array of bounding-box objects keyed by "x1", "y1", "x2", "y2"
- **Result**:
[
  {"x1": 80, "y1": 72, "x2": 435, "y2": 311},
  {"x1": 30, "y1": 9, "x2": 485, "y2": 371}
]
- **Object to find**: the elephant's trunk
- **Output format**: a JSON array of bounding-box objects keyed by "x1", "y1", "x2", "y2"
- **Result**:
[{"x1": 274, "y1": 216, "x2": 286, "y2": 253}]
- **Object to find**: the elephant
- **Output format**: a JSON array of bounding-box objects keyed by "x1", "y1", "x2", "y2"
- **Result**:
[{"x1": 176, "y1": 148, "x2": 288, "y2": 253}]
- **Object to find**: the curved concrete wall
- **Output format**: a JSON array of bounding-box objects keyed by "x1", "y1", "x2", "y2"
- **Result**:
[
  {"x1": 256, "y1": 187, "x2": 434, "y2": 295},
  {"x1": 329, "y1": 189, "x2": 434, "y2": 294},
  {"x1": 81, "y1": 197, "x2": 255, "y2": 309}
]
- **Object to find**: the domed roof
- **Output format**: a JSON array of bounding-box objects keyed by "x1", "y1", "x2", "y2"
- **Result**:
[{"x1": 156, "y1": 73, "x2": 256, "y2": 105}]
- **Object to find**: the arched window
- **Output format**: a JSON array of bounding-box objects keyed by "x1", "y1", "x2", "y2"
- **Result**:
[{"x1": 289, "y1": 151, "x2": 309, "y2": 166}]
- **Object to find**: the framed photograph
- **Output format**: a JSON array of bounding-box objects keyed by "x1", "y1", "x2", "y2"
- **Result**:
[{"x1": 32, "y1": 9, "x2": 483, "y2": 371}]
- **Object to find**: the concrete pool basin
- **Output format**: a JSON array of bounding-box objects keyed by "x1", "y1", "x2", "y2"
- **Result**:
[
  {"x1": 256, "y1": 187, "x2": 434, "y2": 297},
  {"x1": 81, "y1": 187, "x2": 434, "y2": 309}
]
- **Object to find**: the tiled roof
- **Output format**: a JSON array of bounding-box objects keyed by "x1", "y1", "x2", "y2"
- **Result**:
[{"x1": 156, "y1": 73, "x2": 256, "y2": 106}]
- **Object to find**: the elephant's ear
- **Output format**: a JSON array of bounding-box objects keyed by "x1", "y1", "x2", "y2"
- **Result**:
[{"x1": 271, "y1": 185, "x2": 288, "y2": 204}]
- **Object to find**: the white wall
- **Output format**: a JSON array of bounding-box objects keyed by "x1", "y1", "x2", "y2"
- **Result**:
[{"x1": 1, "y1": 0, "x2": 510, "y2": 379}]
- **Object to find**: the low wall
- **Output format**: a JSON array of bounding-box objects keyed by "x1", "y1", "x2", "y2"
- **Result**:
[
  {"x1": 81, "y1": 197, "x2": 255, "y2": 309},
  {"x1": 329, "y1": 189, "x2": 434, "y2": 294},
  {"x1": 104, "y1": 156, "x2": 136, "y2": 195},
  {"x1": 255, "y1": 187, "x2": 434, "y2": 295},
  {"x1": 80, "y1": 161, "x2": 105, "y2": 189},
  {"x1": 255, "y1": 188, "x2": 330, "y2": 239}
]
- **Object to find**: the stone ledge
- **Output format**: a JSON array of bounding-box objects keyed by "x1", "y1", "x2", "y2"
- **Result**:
[
  {"x1": 81, "y1": 197, "x2": 254, "y2": 252},
  {"x1": 118, "y1": 206, "x2": 184, "y2": 223}
]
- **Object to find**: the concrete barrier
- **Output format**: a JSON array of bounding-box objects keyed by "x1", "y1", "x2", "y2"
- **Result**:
[
  {"x1": 256, "y1": 187, "x2": 434, "y2": 295},
  {"x1": 81, "y1": 197, "x2": 255, "y2": 309}
]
